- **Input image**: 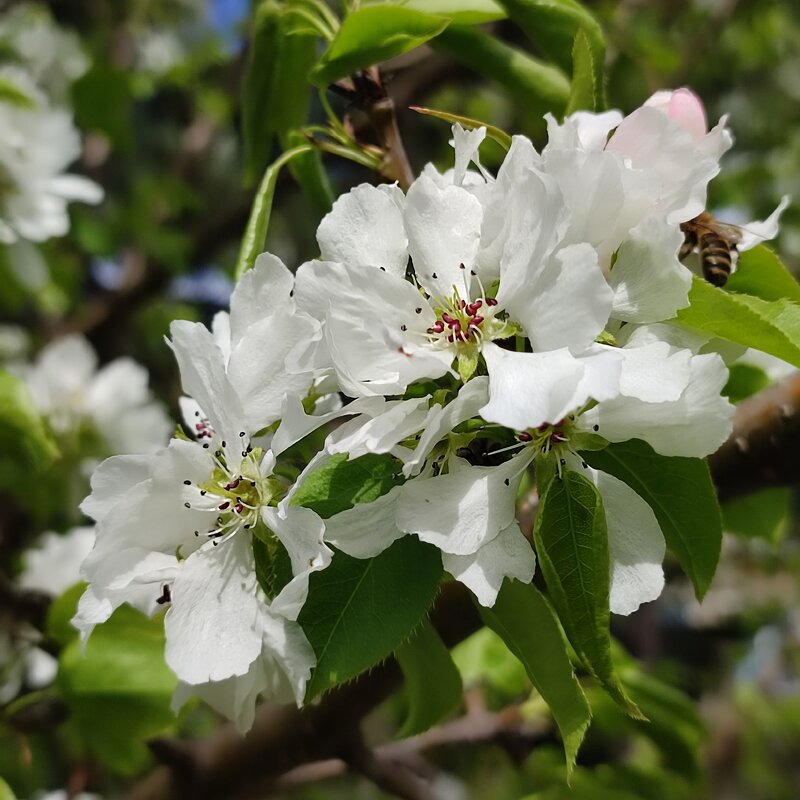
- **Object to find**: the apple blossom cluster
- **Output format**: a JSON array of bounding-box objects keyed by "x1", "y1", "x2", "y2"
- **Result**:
[
  {"x1": 76, "y1": 88, "x2": 787, "y2": 731},
  {"x1": 0, "y1": 4, "x2": 101, "y2": 252}
]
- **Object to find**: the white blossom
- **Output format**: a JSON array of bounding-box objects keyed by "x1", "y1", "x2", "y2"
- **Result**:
[
  {"x1": 0, "y1": 68, "x2": 101, "y2": 245},
  {"x1": 14, "y1": 334, "x2": 170, "y2": 455}
]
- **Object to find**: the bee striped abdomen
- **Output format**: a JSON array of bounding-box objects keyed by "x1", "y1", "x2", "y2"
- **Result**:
[{"x1": 698, "y1": 231, "x2": 735, "y2": 287}]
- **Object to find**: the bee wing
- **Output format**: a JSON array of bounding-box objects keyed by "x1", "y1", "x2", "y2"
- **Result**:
[{"x1": 713, "y1": 222, "x2": 744, "y2": 245}]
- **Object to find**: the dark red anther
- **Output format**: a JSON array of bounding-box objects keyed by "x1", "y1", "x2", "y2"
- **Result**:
[
  {"x1": 156, "y1": 585, "x2": 171, "y2": 605},
  {"x1": 459, "y1": 299, "x2": 467, "y2": 309},
  {"x1": 225, "y1": 479, "x2": 240, "y2": 490},
  {"x1": 518, "y1": 431, "x2": 533, "y2": 442},
  {"x1": 447, "y1": 334, "x2": 455, "y2": 342},
  {"x1": 486, "y1": 298, "x2": 498, "y2": 306},
  {"x1": 430, "y1": 320, "x2": 445, "y2": 333},
  {"x1": 218, "y1": 501, "x2": 230, "y2": 510},
  {"x1": 441, "y1": 312, "x2": 454, "y2": 324},
  {"x1": 234, "y1": 502, "x2": 244, "y2": 514},
  {"x1": 471, "y1": 315, "x2": 484, "y2": 326},
  {"x1": 448, "y1": 319, "x2": 461, "y2": 331}
]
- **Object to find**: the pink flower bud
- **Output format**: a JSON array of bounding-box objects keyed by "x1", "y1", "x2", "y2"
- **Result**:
[{"x1": 645, "y1": 88, "x2": 708, "y2": 143}]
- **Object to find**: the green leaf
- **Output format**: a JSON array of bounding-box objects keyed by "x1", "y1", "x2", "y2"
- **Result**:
[
  {"x1": 410, "y1": 105, "x2": 512, "y2": 149},
  {"x1": 481, "y1": 579, "x2": 591, "y2": 775},
  {"x1": 403, "y1": 0, "x2": 506, "y2": 25},
  {"x1": 310, "y1": 6, "x2": 450, "y2": 87},
  {"x1": 431, "y1": 25, "x2": 569, "y2": 113},
  {"x1": 582, "y1": 439, "x2": 722, "y2": 599},
  {"x1": 252, "y1": 533, "x2": 294, "y2": 599},
  {"x1": 620, "y1": 666, "x2": 706, "y2": 777},
  {"x1": 452, "y1": 627, "x2": 530, "y2": 696},
  {"x1": 298, "y1": 537, "x2": 443, "y2": 698},
  {"x1": 242, "y1": 1, "x2": 319, "y2": 183},
  {"x1": 290, "y1": 452, "x2": 402, "y2": 518},
  {"x1": 281, "y1": 129, "x2": 335, "y2": 216},
  {"x1": 674, "y1": 276, "x2": 800, "y2": 368},
  {"x1": 722, "y1": 487, "x2": 791, "y2": 543},
  {"x1": 0, "y1": 777, "x2": 16, "y2": 800},
  {"x1": 723, "y1": 362, "x2": 770, "y2": 404},
  {"x1": 395, "y1": 618, "x2": 463, "y2": 737},
  {"x1": 497, "y1": 0, "x2": 606, "y2": 76},
  {"x1": 46, "y1": 582, "x2": 86, "y2": 648},
  {"x1": 533, "y1": 470, "x2": 640, "y2": 717},
  {"x1": 0, "y1": 369, "x2": 58, "y2": 490},
  {"x1": 565, "y1": 28, "x2": 600, "y2": 114},
  {"x1": 726, "y1": 244, "x2": 800, "y2": 304},
  {"x1": 57, "y1": 605, "x2": 177, "y2": 775},
  {"x1": 234, "y1": 143, "x2": 313, "y2": 279}
]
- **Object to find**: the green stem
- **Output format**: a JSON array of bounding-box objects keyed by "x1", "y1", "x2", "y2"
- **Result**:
[{"x1": 234, "y1": 144, "x2": 313, "y2": 281}]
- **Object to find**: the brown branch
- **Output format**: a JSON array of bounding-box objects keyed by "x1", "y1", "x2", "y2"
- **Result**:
[
  {"x1": 367, "y1": 95, "x2": 416, "y2": 190},
  {"x1": 277, "y1": 701, "x2": 553, "y2": 793},
  {"x1": 336, "y1": 69, "x2": 416, "y2": 190},
  {"x1": 709, "y1": 373, "x2": 800, "y2": 502}
]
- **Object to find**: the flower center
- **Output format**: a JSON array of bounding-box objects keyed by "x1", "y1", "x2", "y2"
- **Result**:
[
  {"x1": 183, "y1": 436, "x2": 281, "y2": 546},
  {"x1": 519, "y1": 416, "x2": 574, "y2": 455},
  {"x1": 425, "y1": 288, "x2": 501, "y2": 350}
]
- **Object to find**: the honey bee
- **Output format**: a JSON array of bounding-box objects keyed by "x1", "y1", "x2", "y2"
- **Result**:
[{"x1": 679, "y1": 212, "x2": 743, "y2": 287}]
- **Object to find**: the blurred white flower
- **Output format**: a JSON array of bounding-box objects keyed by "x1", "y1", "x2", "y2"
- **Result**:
[
  {"x1": 14, "y1": 334, "x2": 171, "y2": 455},
  {"x1": 0, "y1": 4, "x2": 89, "y2": 102},
  {"x1": 0, "y1": 68, "x2": 102, "y2": 246}
]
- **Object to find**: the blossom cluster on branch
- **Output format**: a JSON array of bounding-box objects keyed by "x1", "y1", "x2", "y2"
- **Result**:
[{"x1": 75, "y1": 88, "x2": 787, "y2": 731}]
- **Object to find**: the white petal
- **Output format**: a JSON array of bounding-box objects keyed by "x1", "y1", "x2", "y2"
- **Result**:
[
  {"x1": 19, "y1": 527, "x2": 95, "y2": 595},
  {"x1": 271, "y1": 394, "x2": 385, "y2": 456},
  {"x1": 451, "y1": 123, "x2": 486, "y2": 187},
  {"x1": 294, "y1": 260, "x2": 451, "y2": 395},
  {"x1": 327, "y1": 398, "x2": 429, "y2": 459},
  {"x1": 323, "y1": 485, "x2": 406, "y2": 558},
  {"x1": 510, "y1": 243, "x2": 614, "y2": 353},
  {"x1": 316, "y1": 183, "x2": 408, "y2": 279},
  {"x1": 572, "y1": 346, "x2": 624, "y2": 404},
  {"x1": 262, "y1": 505, "x2": 331, "y2": 621},
  {"x1": 581, "y1": 353, "x2": 733, "y2": 457},
  {"x1": 616, "y1": 340, "x2": 692, "y2": 402},
  {"x1": 396, "y1": 452, "x2": 533, "y2": 556},
  {"x1": 403, "y1": 377, "x2": 489, "y2": 477},
  {"x1": 480, "y1": 343, "x2": 586, "y2": 431},
  {"x1": 495, "y1": 165, "x2": 567, "y2": 301},
  {"x1": 606, "y1": 106, "x2": 725, "y2": 224},
  {"x1": 230, "y1": 253, "x2": 294, "y2": 343},
  {"x1": 81, "y1": 454, "x2": 153, "y2": 521},
  {"x1": 165, "y1": 534, "x2": 266, "y2": 684},
  {"x1": 443, "y1": 521, "x2": 535, "y2": 607},
  {"x1": 739, "y1": 196, "x2": 791, "y2": 252},
  {"x1": 328, "y1": 307, "x2": 451, "y2": 397},
  {"x1": 169, "y1": 320, "x2": 247, "y2": 454},
  {"x1": 171, "y1": 615, "x2": 314, "y2": 730},
  {"x1": 404, "y1": 175, "x2": 483, "y2": 299},
  {"x1": 544, "y1": 110, "x2": 623, "y2": 152},
  {"x1": 49, "y1": 174, "x2": 103, "y2": 204},
  {"x1": 72, "y1": 585, "x2": 113, "y2": 643},
  {"x1": 610, "y1": 216, "x2": 692, "y2": 323},
  {"x1": 28, "y1": 334, "x2": 97, "y2": 412},
  {"x1": 227, "y1": 308, "x2": 319, "y2": 430},
  {"x1": 594, "y1": 468, "x2": 665, "y2": 615}
]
